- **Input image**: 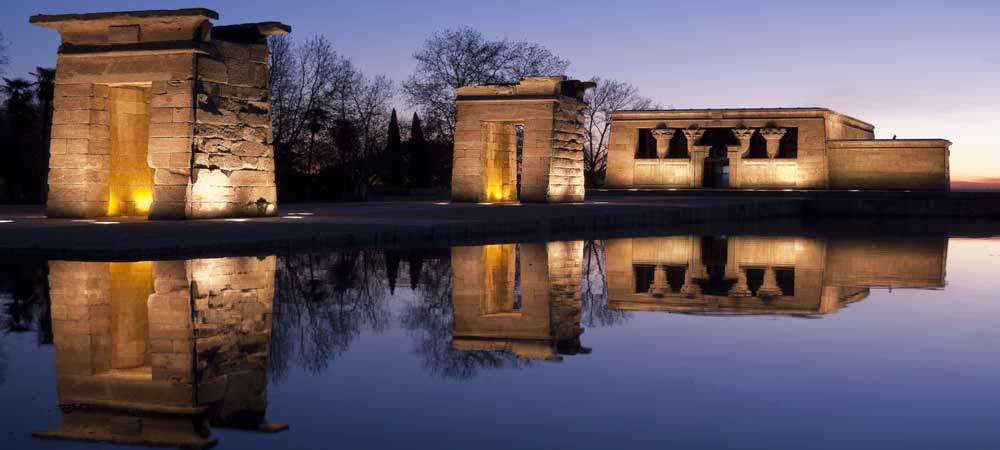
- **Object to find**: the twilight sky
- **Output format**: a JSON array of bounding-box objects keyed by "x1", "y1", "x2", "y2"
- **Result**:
[{"x1": 2, "y1": 0, "x2": 997, "y2": 182}]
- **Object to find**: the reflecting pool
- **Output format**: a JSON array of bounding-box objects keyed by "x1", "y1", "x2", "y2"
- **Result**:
[{"x1": 2, "y1": 229, "x2": 1000, "y2": 449}]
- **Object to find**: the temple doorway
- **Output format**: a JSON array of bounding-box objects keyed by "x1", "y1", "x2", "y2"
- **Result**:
[
  {"x1": 481, "y1": 122, "x2": 523, "y2": 203},
  {"x1": 107, "y1": 86, "x2": 153, "y2": 216},
  {"x1": 703, "y1": 145, "x2": 729, "y2": 188}
]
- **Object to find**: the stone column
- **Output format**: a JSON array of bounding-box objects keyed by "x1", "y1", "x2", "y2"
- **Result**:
[
  {"x1": 730, "y1": 127, "x2": 754, "y2": 189},
  {"x1": 682, "y1": 128, "x2": 707, "y2": 188},
  {"x1": 758, "y1": 267, "x2": 783, "y2": 297},
  {"x1": 679, "y1": 266, "x2": 702, "y2": 296},
  {"x1": 729, "y1": 268, "x2": 751, "y2": 296},
  {"x1": 650, "y1": 129, "x2": 673, "y2": 159},
  {"x1": 650, "y1": 265, "x2": 669, "y2": 297},
  {"x1": 760, "y1": 127, "x2": 786, "y2": 159}
]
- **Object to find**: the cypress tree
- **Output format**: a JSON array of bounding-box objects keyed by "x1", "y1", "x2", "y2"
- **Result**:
[
  {"x1": 382, "y1": 109, "x2": 404, "y2": 187},
  {"x1": 407, "y1": 112, "x2": 430, "y2": 187}
]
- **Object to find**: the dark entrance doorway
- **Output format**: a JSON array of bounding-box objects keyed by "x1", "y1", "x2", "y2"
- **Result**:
[{"x1": 703, "y1": 145, "x2": 729, "y2": 188}]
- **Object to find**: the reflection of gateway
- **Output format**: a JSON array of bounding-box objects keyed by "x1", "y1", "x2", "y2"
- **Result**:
[
  {"x1": 35, "y1": 257, "x2": 284, "y2": 449},
  {"x1": 451, "y1": 242, "x2": 589, "y2": 361},
  {"x1": 607, "y1": 235, "x2": 946, "y2": 316}
]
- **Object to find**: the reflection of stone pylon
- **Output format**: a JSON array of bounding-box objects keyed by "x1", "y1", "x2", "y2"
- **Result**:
[
  {"x1": 758, "y1": 267, "x2": 783, "y2": 297},
  {"x1": 729, "y1": 268, "x2": 752, "y2": 297}
]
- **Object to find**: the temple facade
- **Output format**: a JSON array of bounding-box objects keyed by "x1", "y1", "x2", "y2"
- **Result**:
[
  {"x1": 32, "y1": 8, "x2": 288, "y2": 219},
  {"x1": 606, "y1": 108, "x2": 951, "y2": 190}
]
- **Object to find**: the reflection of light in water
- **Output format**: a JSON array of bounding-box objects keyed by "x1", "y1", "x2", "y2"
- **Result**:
[
  {"x1": 225, "y1": 218, "x2": 249, "y2": 222},
  {"x1": 0, "y1": 220, "x2": 12, "y2": 223},
  {"x1": 281, "y1": 216, "x2": 305, "y2": 220},
  {"x1": 94, "y1": 221, "x2": 120, "y2": 225},
  {"x1": 71, "y1": 219, "x2": 95, "y2": 223}
]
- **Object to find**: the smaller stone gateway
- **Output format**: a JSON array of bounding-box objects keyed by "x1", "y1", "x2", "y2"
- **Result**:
[
  {"x1": 31, "y1": 8, "x2": 289, "y2": 219},
  {"x1": 451, "y1": 76, "x2": 595, "y2": 203}
]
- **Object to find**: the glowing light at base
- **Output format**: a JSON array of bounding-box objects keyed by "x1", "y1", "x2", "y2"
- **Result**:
[
  {"x1": 133, "y1": 190, "x2": 153, "y2": 214},
  {"x1": 0, "y1": 220, "x2": 13, "y2": 223}
]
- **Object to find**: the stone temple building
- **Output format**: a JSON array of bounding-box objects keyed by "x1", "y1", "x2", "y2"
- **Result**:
[
  {"x1": 606, "y1": 235, "x2": 947, "y2": 315},
  {"x1": 605, "y1": 108, "x2": 951, "y2": 190},
  {"x1": 451, "y1": 76, "x2": 595, "y2": 203},
  {"x1": 31, "y1": 8, "x2": 288, "y2": 219}
]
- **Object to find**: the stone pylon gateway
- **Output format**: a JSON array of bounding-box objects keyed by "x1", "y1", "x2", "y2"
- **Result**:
[
  {"x1": 451, "y1": 76, "x2": 595, "y2": 203},
  {"x1": 31, "y1": 8, "x2": 289, "y2": 219}
]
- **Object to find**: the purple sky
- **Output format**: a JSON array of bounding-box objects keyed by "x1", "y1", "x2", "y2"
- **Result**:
[{"x1": 3, "y1": 0, "x2": 997, "y2": 181}]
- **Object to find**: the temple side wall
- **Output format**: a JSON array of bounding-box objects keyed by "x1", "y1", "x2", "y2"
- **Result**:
[
  {"x1": 191, "y1": 40, "x2": 276, "y2": 218},
  {"x1": 827, "y1": 140, "x2": 950, "y2": 190}
]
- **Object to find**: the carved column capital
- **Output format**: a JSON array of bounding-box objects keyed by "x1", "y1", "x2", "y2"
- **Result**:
[
  {"x1": 760, "y1": 127, "x2": 787, "y2": 140},
  {"x1": 681, "y1": 128, "x2": 706, "y2": 141},
  {"x1": 733, "y1": 127, "x2": 755, "y2": 141},
  {"x1": 760, "y1": 127, "x2": 786, "y2": 158},
  {"x1": 650, "y1": 129, "x2": 673, "y2": 159}
]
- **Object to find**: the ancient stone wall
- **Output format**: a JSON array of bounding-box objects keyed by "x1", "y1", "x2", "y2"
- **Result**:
[
  {"x1": 191, "y1": 40, "x2": 276, "y2": 218},
  {"x1": 827, "y1": 140, "x2": 951, "y2": 190}
]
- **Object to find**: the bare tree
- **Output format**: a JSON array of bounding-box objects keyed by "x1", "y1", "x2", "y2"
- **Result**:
[
  {"x1": 404, "y1": 27, "x2": 569, "y2": 141},
  {"x1": 268, "y1": 35, "x2": 354, "y2": 177},
  {"x1": 581, "y1": 240, "x2": 631, "y2": 328},
  {"x1": 582, "y1": 77, "x2": 658, "y2": 186}
]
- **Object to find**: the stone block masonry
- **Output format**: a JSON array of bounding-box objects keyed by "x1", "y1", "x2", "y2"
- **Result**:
[
  {"x1": 32, "y1": 8, "x2": 290, "y2": 219},
  {"x1": 451, "y1": 76, "x2": 595, "y2": 203}
]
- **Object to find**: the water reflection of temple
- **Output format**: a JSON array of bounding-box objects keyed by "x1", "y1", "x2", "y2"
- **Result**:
[
  {"x1": 607, "y1": 236, "x2": 947, "y2": 315},
  {"x1": 451, "y1": 241, "x2": 589, "y2": 361},
  {"x1": 35, "y1": 256, "x2": 284, "y2": 449}
]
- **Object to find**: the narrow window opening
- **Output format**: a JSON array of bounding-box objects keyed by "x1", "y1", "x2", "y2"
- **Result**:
[
  {"x1": 635, "y1": 129, "x2": 657, "y2": 159},
  {"x1": 778, "y1": 128, "x2": 798, "y2": 158},
  {"x1": 775, "y1": 268, "x2": 796, "y2": 296},
  {"x1": 633, "y1": 264, "x2": 656, "y2": 293}
]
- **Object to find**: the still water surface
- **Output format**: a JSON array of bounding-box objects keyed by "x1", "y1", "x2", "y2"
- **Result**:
[{"x1": 1, "y1": 232, "x2": 999, "y2": 449}]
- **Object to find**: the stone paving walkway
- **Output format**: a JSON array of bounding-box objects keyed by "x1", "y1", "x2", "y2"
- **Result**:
[{"x1": 0, "y1": 196, "x2": 805, "y2": 258}]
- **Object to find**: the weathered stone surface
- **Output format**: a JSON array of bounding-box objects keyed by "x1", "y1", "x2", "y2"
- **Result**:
[{"x1": 36, "y1": 8, "x2": 285, "y2": 219}]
